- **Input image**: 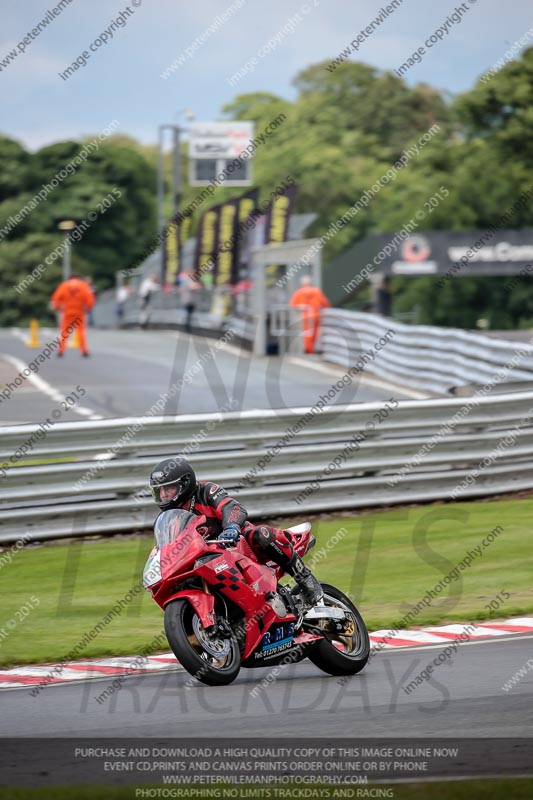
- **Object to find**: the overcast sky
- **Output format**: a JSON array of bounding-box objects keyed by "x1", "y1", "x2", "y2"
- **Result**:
[{"x1": 0, "y1": 0, "x2": 530, "y2": 150}]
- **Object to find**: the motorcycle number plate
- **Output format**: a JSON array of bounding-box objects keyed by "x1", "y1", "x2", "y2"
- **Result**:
[{"x1": 254, "y1": 623, "x2": 295, "y2": 660}]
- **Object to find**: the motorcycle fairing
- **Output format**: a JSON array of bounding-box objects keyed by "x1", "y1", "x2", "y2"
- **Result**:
[
  {"x1": 194, "y1": 551, "x2": 297, "y2": 659},
  {"x1": 161, "y1": 588, "x2": 216, "y2": 628},
  {"x1": 144, "y1": 510, "x2": 316, "y2": 662}
]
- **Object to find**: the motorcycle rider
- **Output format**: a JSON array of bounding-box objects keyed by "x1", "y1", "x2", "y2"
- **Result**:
[{"x1": 149, "y1": 456, "x2": 323, "y2": 606}]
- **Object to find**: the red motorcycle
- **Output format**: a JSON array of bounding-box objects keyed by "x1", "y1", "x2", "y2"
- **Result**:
[{"x1": 143, "y1": 509, "x2": 369, "y2": 686}]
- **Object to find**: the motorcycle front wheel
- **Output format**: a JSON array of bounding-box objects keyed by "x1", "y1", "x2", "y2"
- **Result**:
[
  {"x1": 164, "y1": 599, "x2": 241, "y2": 686},
  {"x1": 307, "y1": 583, "x2": 370, "y2": 676}
]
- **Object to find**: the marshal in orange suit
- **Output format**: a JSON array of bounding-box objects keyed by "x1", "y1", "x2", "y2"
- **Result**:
[
  {"x1": 51, "y1": 274, "x2": 95, "y2": 357},
  {"x1": 289, "y1": 275, "x2": 330, "y2": 354}
]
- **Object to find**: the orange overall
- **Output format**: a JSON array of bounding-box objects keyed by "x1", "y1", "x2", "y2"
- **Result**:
[
  {"x1": 51, "y1": 277, "x2": 95, "y2": 355},
  {"x1": 289, "y1": 286, "x2": 330, "y2": 354}
]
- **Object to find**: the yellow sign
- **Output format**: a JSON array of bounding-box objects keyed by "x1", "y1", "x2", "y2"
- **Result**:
[{"x1": 217, "y1": 204, "x2": 237, "y2": 286}]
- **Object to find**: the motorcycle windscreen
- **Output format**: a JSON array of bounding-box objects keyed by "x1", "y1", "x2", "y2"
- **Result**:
[
  {"x1": 154, "y1": 509, "x2": 199, "y2": 547},
  {"x1": 155, "y1": 509, "x2": 209, "y2": 578}
]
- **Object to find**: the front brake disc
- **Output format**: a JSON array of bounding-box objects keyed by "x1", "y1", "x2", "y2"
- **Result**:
[{"x1": 192, "y1": 614, "x2": 231, "y2": 659}]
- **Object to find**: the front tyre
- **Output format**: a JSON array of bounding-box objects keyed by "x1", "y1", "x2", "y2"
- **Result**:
[
  {"x1": 307, "y1": 583, "x2": 369, "y2": 676},
  {"x1": 164, "y1": 599, "x2": 241, "y2": 686}
]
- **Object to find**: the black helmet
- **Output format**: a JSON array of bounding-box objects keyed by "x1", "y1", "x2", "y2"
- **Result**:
[{"x1": 149, "y1": 456, "x2": 197, "y2": 511}]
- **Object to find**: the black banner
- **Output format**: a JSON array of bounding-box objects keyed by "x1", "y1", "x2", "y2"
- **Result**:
[
  {"x1": 237, "y1": 189, "x2": 259, "y2": 229},
  {"x1": 215, "y1": 190, "x2": 260, "y2": 286},
  {"x1": 194, "y1": 205, "x2": 220, "y2": 286},
  {"x1": 162, "y1": 214, "x2": 192, "y2": 285},
  {"x1": 264, "y1": 185, "x2": 298, "y2": 286},
  {"x1": 194, "y1": 191, "x2": 261, "y2": 288},
  {"x1": 2, "y1": 738, "x2": 532, "y2": 788},
  {"x1": 235, "y1": 188, "x2": 260, "y2": 275},
  {"x1": 215, "y1": 199, "x2": 238, "y2": 287}
]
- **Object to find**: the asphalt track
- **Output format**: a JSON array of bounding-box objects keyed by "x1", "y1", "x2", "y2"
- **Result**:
[
  {"x1": 0, "y1": 328, "x2": 420, "y2": 424},
  {"x1": 3, "y1": 329, "x2": 529, "y2": 783},
  {"x1": 1, "y1": 635, "x2": 531, "y2": 738}
]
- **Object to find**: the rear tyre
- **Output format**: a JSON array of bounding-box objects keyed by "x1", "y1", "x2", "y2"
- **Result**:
[
  {"x1": 164, "y1": 599, "x2": 241, "y2": 686},
  {"x1": 307, "y1": 583, "x2": 369, "y2": 676}
]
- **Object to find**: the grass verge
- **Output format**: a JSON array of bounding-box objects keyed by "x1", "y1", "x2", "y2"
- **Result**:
[
  {"x1": 0, "y1": 498, "x2": 532, "y2": 667},
  {"x1": 0, "y1": 778, "x2": 533, "y2": 799}
]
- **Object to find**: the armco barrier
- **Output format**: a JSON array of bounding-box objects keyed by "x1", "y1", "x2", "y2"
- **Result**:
[
  {"x1": 319, "y1": 309, "x2": 533, "y2": 394},
  {"x1": 1, "y1": 391, "x2": 533, "y2": 543}
]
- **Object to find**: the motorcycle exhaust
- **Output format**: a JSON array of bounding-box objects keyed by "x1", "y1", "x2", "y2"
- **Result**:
[{"x1": 304, "y1": 606, "x2": 345, "y2": 621}]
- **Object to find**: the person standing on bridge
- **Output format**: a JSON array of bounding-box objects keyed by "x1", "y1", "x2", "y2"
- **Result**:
[
  {"x1": 289, "y1": 275, "x2": 330, "y2": 354},
  {"x1": 51, "y1": 273, "x2": 94, "y2": 357}
]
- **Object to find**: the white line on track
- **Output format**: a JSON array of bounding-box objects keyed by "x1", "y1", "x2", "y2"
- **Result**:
[
  {"x1": 376, "y1": 631, "x2": 533, "y2": 654},
  {"x1": 287, "y1": 357, "x2": 430, "y2": 400},
  {"x1": 1, "y1": 352, "x2": 102, "y2": 421}
]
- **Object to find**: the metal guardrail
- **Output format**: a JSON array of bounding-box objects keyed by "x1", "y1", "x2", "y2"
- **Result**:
[
  {"x1": 2, "y1": 391, "x2": 533, "y2": 543},
  {"x1": 319, "y1": 309, "x2": 533, "y2": 395}
]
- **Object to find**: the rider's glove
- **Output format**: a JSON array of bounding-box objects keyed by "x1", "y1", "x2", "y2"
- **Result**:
[{"x1": 218, "y1": 524, "x2": 240, "y2": 547}]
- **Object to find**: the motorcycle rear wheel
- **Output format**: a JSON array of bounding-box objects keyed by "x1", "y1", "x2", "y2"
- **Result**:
[
  {"x1": 307, "y1": 583, "x2": 369, "y2": 676},
  {"x1": 164, "y1": 599, "x2": 241, "y2": 686}
]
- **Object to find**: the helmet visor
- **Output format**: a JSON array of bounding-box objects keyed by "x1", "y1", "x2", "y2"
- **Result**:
[{"x1": 150, "y1": 479, "x2": 182, "y2": 506}]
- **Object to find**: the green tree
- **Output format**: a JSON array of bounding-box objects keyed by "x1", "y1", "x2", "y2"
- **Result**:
[
  {"x1": 389, "y1": 47, "x2": 533, "y2": 329},
  {"x1": 0, "y1": 136, "x2": 157, "y2": 324},
  {"x1": 0, "y1": 136, "x2": 31, "y2": 202},
  {"x1": 0, "y1": 233, "x2": 91, "y2": 327}
]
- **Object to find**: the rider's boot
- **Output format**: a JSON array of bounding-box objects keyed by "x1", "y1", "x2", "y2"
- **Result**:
[
  {"x1": 287, "y1": 554, "x2": 324, "y2": 606},
  {"x1": 245, "y1": 524, "x2": 323, "y2": 606}
]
